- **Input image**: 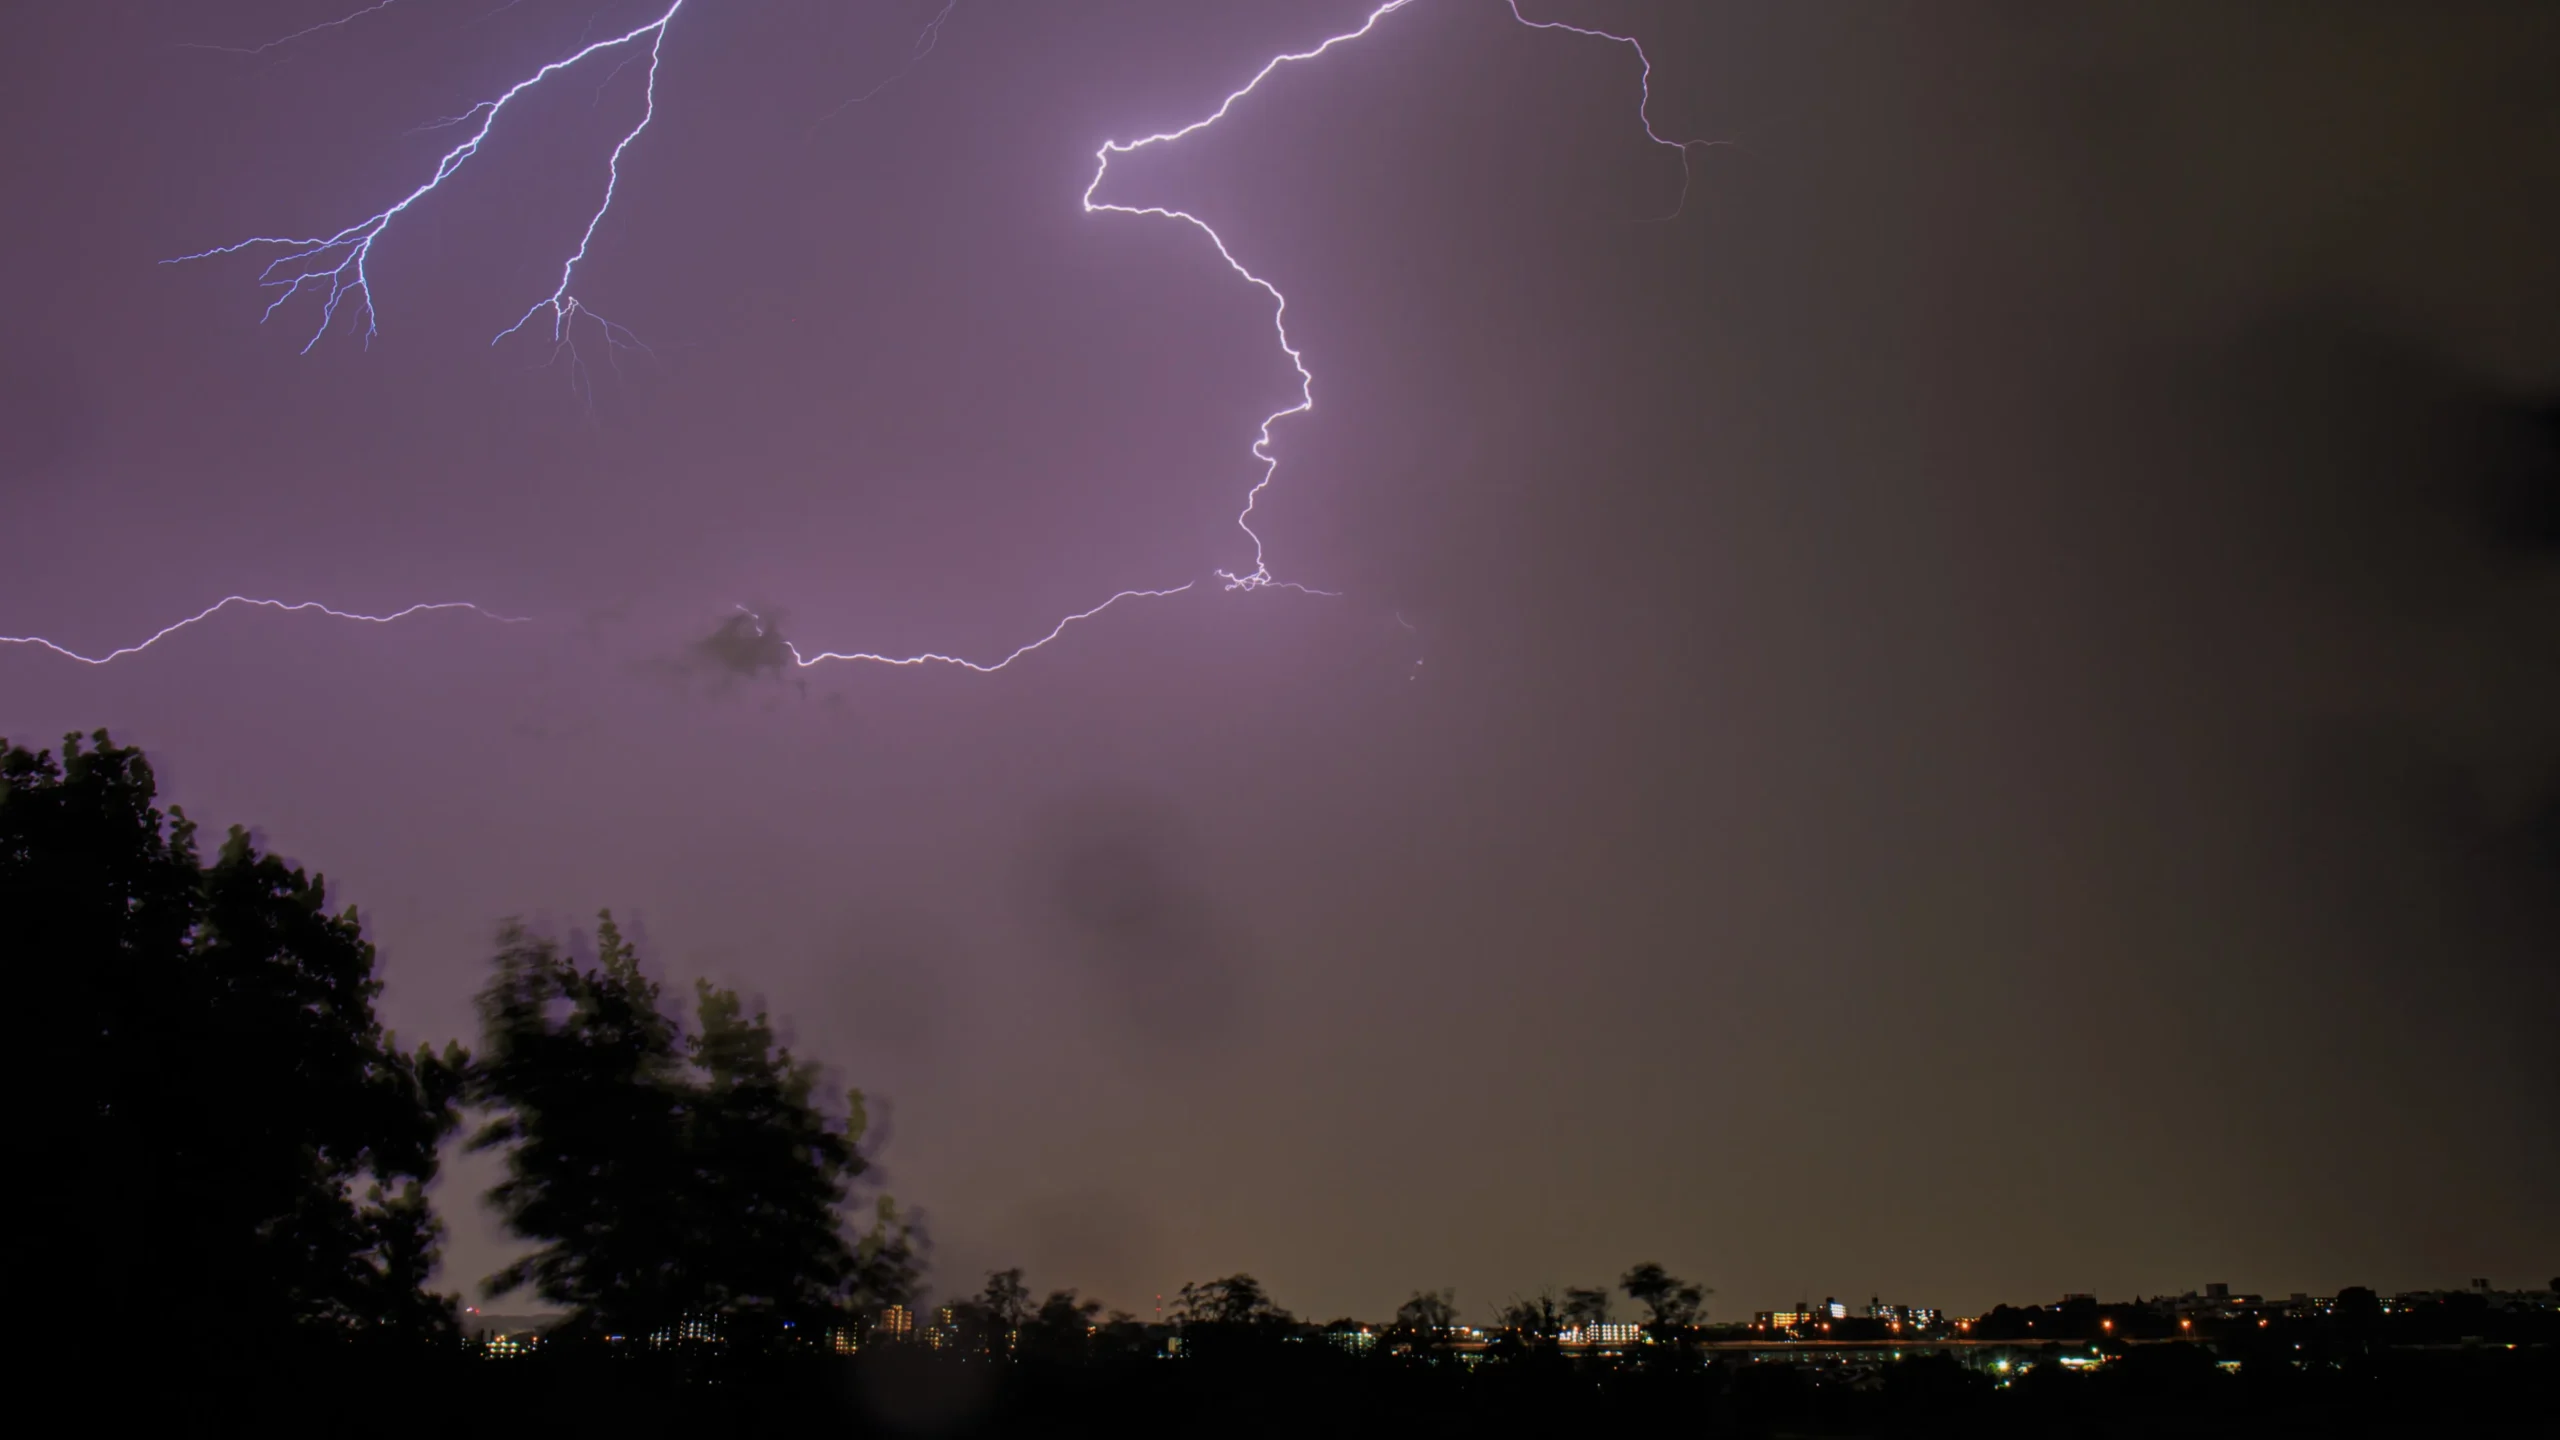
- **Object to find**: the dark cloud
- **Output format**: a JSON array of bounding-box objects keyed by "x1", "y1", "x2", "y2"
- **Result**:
[
  {"x1": 1030, "y1": 790, "x2": 1253, "y2": 1053},
  {"x1": 687, "y1": 610, "x2": 797, "y2": 686}
]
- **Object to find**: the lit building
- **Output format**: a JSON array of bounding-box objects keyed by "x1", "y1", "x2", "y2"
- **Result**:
[
  {"x1": 648, "y1": 1315, "x2": 720, "y2": 1348},
  {"x1": 877, "y1": 1305, "x2": 914, "y2": 1342},
  {"x1": 2388, "y1": 1280, "x2": 2560, "y2": 1312},
  {"x1": 1753, "y1": 1298, "x2": 1848, "y2": 1326},
  {"x1": 1562, "y1": 1323, "x2": 1645, "y2": 1346},
  {"x1": 1326, "y1": 1327, "x2": 1377, "y2": 1354},
  {"x1": 2161, "y1": 1284, "x2": 2266, "y2": 1320}
]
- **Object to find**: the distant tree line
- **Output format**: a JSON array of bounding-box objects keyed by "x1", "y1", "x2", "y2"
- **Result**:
[
  {"x1": 2, "y1": 732, "x2": 913, "y2": 1367},
  {"x1": 924, "y1": 1261, "x2": 1714, "y2": 1366},
  {"x1": 8, "y1": 733, "x2": 2553, "y2": 1435},
  {"x1": 1, "y1": 730, "x2": 1723, "y2": 1368}
]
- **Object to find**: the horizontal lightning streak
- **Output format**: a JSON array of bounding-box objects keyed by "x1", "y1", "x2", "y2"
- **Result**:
[
  {"x1": 1, "y1": 598, "x2": 527, "y2": 666},
  {"x1": 787, "y1": 585, "x2": 1195, "y2": 673},
  {"x1": 47, "y1": 1, "x2": 1701, "y2": 673}
]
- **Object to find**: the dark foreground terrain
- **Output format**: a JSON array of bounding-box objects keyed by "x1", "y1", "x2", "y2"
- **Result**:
[{"x1": 109, "y1": 1340, "x2": 2560, "y2": 1438}]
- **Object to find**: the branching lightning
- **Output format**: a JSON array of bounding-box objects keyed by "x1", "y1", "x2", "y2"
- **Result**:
[
  {"x1": 23, "y1": 1, "x2": 1701, "y2": 675},
  {"x1": 789, "y1": 0, "x2": 1705, "y2": 668},
  {"x1": 1075, "y1": 0, "x2": 1710, "y2": 601},
  {"x1": 0, "y1": 598, "x2": 526, "y2": 667},
  {"x1": 167, "y1": 0, "x2": 687, "y2": 365},
  {"x1": 487, "y1": 7, "x2": 672, "y2": 387}
]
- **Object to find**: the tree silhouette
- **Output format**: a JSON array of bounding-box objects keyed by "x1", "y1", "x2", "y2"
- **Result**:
[
  {"x1": 2333, "y1": 1285, "x2": 2384, "y2": 1349},
  {"x1": 469, "y1": 912, "x2": 915, "y2": 1344},
  {"x1": 950, "y1": 1267, "x2": 1036, "y2": 1357},
  {"x1": 1389, "y1": 1288, "x2": 1460, "y2": 1353},
  {"x1": 471, "y1": 916, "x2": 697, "y2": 1336},
  {"x1": 1019, "y1": 1287, "x2": 1104, "y2": 1363},
  {"x1": 1090, "y1": 1309, "x2": 1160, "y2": 1362},
  {"x1": 1, "y1": 731, "x2": 463, "y2": 1356},
  {"x1": 1619, "y1": 1262, "x2": 1707, "y2": 1343},
  {"x1": 1175, "y1": 1273, "x2": 1291, "y2": 1327},
  {"x1": 1562, "y1": 1285, "x2": 1614, "y2": 1332},
  {"x1": 1173, "y1": 1273, "x2": 1295, "y2": 1357},
  {"x1": 685, "y1": 977, "x2": 901, "y2": 1343},
  {"x1": 1496, "y1": 1292, "x2": 1565, "y2": 1353}
]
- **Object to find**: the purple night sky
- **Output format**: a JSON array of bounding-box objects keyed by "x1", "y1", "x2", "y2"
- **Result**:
[{"x1": 5, "y1": 1, "x2": 2557, "y2": 1321}]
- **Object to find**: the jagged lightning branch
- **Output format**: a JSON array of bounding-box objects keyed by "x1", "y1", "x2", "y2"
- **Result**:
[
  {"x1": 180, "y1": 0, "x2": 407, "y2": 57},
  {"x1": 783, "y1": 583, "x2": 1196, "y2": 674},
  {"x1": 166, "y1": 1, "x2": 687, "y2": 358},
  {"x1": 1073, "y1": 0, "x2": 1708, "y2": 598},
  {"x1": 0, "y1": 598, "x2": 526, "y2": 666},
  {"x1": 42, "y1": 1, "x2": 1700, "y2": 674},
  {"x1": 489, "y1": 8, "x2": 671, "y2": 381},
  {"x1": 790, "y1": 0, "x2": 1705, "y2": 669},
  {"x1": 1500, "y1": 0, "x2": 1711, "y2": 220},
  {"x1": 812, "y1": 0, "x2": 960, "y2": 128}
]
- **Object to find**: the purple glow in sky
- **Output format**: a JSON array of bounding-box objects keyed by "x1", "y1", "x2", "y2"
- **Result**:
[
  {"x1": 5, "y1": 0, "x2": 2556, "y2": 1324},
  {"x1": 14, "y1": 0, "x2": 1703, "y2": 674}
]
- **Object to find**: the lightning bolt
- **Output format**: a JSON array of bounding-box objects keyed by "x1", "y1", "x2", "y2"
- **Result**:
[
  {"x1": 166, "y1": 0, "x2": 687, "y2": 363},
  {"x1": 783, "y1": 584, "x2": 1196, "y2": 674},
  {"x1": 797, "y1": 0, "x2": 1708, "y2": 669},
  {"x1": 487, "y1": 7, "x2": 673, "y2": 388},
  {"x1": 1497, "y1": 1, "x2": 1712, "y2": 219},
  {"x1": 1075, "y1": 0, "x2": 1707, "y2": 598},
  {"x1": 812, "y1": 0, "x2": 961, "y2": 129},
  {"x1": 0, "y1": 598, "x2": 527, "y2": 667},
  {"x1": 35, "y1": 1, "x2": 1701, "y2": 674},
  {"x1": 180, "y1": 0, "x2": 407, "y2": 58}
]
